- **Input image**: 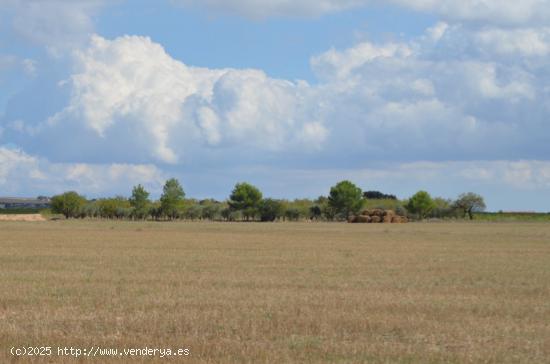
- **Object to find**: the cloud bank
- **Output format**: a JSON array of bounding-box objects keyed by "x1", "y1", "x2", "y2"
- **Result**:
[
  {"x1": 1, "y1": 1, "x2": 550, "y2": 209},
  {"x1": 19, "y1": 21, "x2": 547, "y2": 166},
  {"x1": 0, "y1": 147, "x2": 164, "y2": 196}
]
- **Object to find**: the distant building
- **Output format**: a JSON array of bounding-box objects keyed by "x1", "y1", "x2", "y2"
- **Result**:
[{"x1": 0, "y1": 197, "x2": 51, "y2": 209}]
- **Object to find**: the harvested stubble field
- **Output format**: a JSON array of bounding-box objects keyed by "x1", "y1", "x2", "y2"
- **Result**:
[{"x1": 1, "y1": 221, "x2": 549, "y2": 363}]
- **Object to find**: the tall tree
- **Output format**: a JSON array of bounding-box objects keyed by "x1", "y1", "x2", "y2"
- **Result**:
[
  {"x1": 328, "y1": 181, "x2": 363, "y2": 219},
  {"x1": 228, "y1": 182, "x2": 263, "y2": 221},
  {"x1": 454, "y1": 192, "x2": 486, "y2": 220},
  {"x1": 160, "y1": 178, "x2": 185, "y2": 219},
  {"x1": 129, "y1": 184, "x2": 150, "y2": 219},
  {"x1": 50, "y1": 191, "x2": 86, "y2": 219}
]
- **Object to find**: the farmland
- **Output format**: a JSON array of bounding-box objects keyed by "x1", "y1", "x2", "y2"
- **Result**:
[{"x1": 1, "y1": 221, "x2": 550, "y2": 363}]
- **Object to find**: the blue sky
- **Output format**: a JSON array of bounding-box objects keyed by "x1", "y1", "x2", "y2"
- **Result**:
[{"x1": 1, "y1": 0, "x2": 550, "y2": 211}]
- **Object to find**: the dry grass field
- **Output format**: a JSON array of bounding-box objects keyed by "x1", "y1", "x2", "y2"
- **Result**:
[{"x1": 1, "y1": 221, "x2": 549, "y2": 363}]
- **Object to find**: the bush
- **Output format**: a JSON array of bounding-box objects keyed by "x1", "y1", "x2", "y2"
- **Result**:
[
  {"x1": 259, "y1": 199, "x2": 284, "y2": 222},
  {"x1": 406, "y1": 191, "x2": 435, "y2": 219},
  {"x1": 284, "y1": 208, "x2": 301, "y2": 221},
  {"x1": 50, "y1": 191, "x2": 87, "y2": 219}
]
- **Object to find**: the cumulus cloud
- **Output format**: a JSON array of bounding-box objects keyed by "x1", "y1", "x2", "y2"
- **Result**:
[
  {"x1": 40, "y1": 35, "x2": 326, "y2": 164},
  {"x1": 474, "y1": 27, "x2": 550, "y2": 57},
  {"x1": 307, "y1": 24, "x2": 549, "y2": 161},
  {"x1": 310, "y1": 42, "x2": 413, "y2": 81},
  {"x1": 0, "y1": 146, "x2": 164, "y2": 196},
  {"x1": 8, "y1": 21, "x2": 548, "y2": 169}
]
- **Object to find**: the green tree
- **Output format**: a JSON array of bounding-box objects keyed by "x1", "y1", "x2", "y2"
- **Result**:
[
  {"x1": 406, "y1": 191, "x2": 435, "y2": 219},
  {"x1": 160, "y1": 178, "x2": 185, "y2": 220},
  {"x1": 228, "y1": 182, "x2": 263, "y2": 221},
  {"x1": 98, "y1": 197, "x2": 131, "y2": 219},
  {"x1": 315, "y1": 196, "x2": 336, "y2": 221},
  {"x1": 328, "y1": 181, "x2": 363, "y2": 219},
  {"x1": 258, "y1": 199, "x2": 284, "y2": 222},
  {"x1": 454, "y1": 192, "x2": 486, "y2": 220},
  {"x1": 284, "y1": 207, "x2": 301, "y2": 221},
  {"x1": 200, "y1": 199, "x2": 224, "y2": 221},
  {"x1": 184, "y1": 203, "x2": 202, "y2": 221},
  {"x1": 50, "y1": 191, "x2": 86, "y2": 219},
  {"x1": 81, "y1": 201, "x2": 100, "y2": 219},
  {"x1": 290, "y1": 199, "x2": 314, "y2": 220},
  {"x1": 129, "y1": 184, "x2": 150, "y2": 219},
  {"x1": 431, "y1": 197, "x2": 456, "y2": 219}
]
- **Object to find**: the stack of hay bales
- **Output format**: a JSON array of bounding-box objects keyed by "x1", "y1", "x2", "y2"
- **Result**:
[{"x1": 349, "y1": 209, "x2": 408, "y2": 224}]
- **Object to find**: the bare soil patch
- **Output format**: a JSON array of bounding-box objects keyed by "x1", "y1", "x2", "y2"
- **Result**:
[{"x1": 0, "y1": 214, "x2": 46, "y2": 222}]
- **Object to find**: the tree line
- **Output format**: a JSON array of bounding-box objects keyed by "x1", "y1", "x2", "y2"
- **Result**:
[{"x1": 49, "y1": 179, "x2": 486, "y2": 221}]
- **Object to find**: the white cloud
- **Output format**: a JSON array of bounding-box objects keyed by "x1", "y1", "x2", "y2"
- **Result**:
[
  {"x1": 460, "y1": 161, "x2": 550, "y2": 189},
  {"x1": 426, "y1": 22, "x2": 449, "y2": 42},
  {"x1": 3, "y1": 19, "x2": 547, "y2": 203},
  {"x1": 279, "y1": 160, "x2": 550, "y2": 192},
  {"x1": 298, "y1": 122, "x2": 329, "y2": 148},
  {"x1": 2, "y1": 0, "x2": 106, "y2": 56},
  {"x1": 0, "y1": 146, "x2": 42, "y2": 185},
  {"x1": 63, "y1": 34, "x2": 223, "y2": 163},
  {"x1": 474, "y1": 27, "x2": 550, "y2": 57},
  {"x1": 196, "y1": 107, "x2": 222, "y2": 145},
  {"x1": 400, "y1": 0, "x2": 550, "y2": 26},
  {"x1": 311, "y1": 42, "x2": 412, "y2": 81},
  {"x1": 306, "y1": 27, "x2": 543, "y2": 157},
  {"x1": 461, "y1": 62, "x2": 535, "y2": 101},
  {"x1": 45, "y1": 35, "x2": 327, "y2": 163},
  {"x1": 0, "y1": 146, "x2": 164, "y2": 196},
  {"x1": 14, "y1": 22, "x2": 547, "y2": 168},
  {"x1": 197, "y1": 69, "x2": 319, "y2": 151}
]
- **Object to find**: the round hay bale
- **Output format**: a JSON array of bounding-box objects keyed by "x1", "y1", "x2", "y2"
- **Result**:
[
  {"x1": 391, "y1": 216, "x2": 402, "y2": 223},
  {"x1": 356, "y1": 215, "x2": 370, "y2": 223},
  {"x1": 401, "y1": 217, "x2": 409, "y2": 223},
  {"x1": 384, "y1": 210, "x2": 396, "y2": 217},
  {"x1": 371, "y1": 216, "x2": 382, "y2": 223},
  {"x1": 371, "y1": 209, "x2": 384, "y2": 217},
  {"x1": 362, "y1": 209, "x2": 373, "y2": 216},
  {"x1": 383, "y1": 216, "x2": 393, "y2": 223}
]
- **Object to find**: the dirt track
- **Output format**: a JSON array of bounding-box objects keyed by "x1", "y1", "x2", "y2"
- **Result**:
[{"x1": 0, "y1": 214, "x2": 46, "y2": 222}]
